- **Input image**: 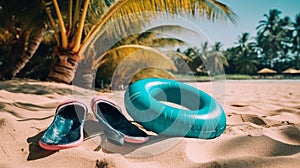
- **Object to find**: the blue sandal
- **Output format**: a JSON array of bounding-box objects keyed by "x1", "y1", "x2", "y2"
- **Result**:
[
  {"x1": 39, "y1": 100, "x2": 87, "y2": 150},
  {"x1": 91, "y1": 96, "x2": 149, "y2": 146}
]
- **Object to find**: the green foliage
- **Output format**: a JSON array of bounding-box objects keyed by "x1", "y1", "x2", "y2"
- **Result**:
[
  {"x1": 225, "y1": 9, "x2": 300, "y2": 74},
  {"x1": 256, "y1": 9, "x2": 291, "y2": 67},
  {"x1": 174, "y1": 8, "x2": 300, "y2": 76},
  {"x1": 224, "y1": 32, "x2": 259, "y2": 75}
]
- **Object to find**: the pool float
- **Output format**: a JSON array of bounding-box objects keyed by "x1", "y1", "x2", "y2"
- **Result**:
[{"x1": 124, "y1": 78, "x2": 226, "y2": 139}]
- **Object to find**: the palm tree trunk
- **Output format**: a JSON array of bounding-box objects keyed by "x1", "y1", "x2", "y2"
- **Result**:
[
  {"x1": 12, "y1": 28, "x2": 45, "y2": 77},
  {"x1": 47, "y1": 50, "x2": 79, "y2": 84},
  {"x1": 0, "y1": 27, "x2": 45, "y2": 80},
  {"x1": 0, "y1": 31, "x2": 29, "y2": 80}
]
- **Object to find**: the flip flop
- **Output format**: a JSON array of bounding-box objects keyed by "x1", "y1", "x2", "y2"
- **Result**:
[
  {"x1": 91, "y1": 96, "x2": 149, "y2": 146},
  {"x1": 39, "y1": 100, "x2": 87, "y2": 150}
]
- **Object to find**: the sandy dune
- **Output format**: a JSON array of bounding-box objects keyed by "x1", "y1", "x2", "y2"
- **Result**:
[{"x1": 0, "y1": 79, "x2": 299, "y2": 168}]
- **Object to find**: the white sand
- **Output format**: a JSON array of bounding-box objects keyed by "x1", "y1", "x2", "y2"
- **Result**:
[{"x1": 0, "y1": 79, "x2": 299, "y2": 168}]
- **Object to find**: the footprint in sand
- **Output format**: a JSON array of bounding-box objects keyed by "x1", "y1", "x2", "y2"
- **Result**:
[
  {"x1": 240, "y1": 114, "x2": 266, "y2": 126},
  {"x1": 230, "y1": 103, "x2": 249, "y2": 107}
]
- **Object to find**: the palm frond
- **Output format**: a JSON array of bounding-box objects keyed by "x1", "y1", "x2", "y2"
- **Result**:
[
  {"x1": 110, "y1": 0, "x2": 237, "y2": 22},
  {"x1": 146, "y1": 24, "x2": 199, "y2": 35}
]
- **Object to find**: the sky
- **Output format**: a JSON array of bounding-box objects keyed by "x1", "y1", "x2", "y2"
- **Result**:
[{"x1": 194, "y1": 0, "x2": 300, "y2": 49}]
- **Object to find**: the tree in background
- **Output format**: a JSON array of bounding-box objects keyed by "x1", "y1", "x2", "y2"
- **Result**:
[
  {"x1": 256, "y1": 9, "x2": 291, "y2": 68},
  {"x1": 170, "y1": 9, "x2": 300, "y2": 76},
  {"x1": 225, "y1": 33, "x2": 258, "y2": 74}
]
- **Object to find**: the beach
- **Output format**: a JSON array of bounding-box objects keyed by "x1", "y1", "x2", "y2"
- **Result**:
[{"x1": 0, "y1": 79, "x2": 299, "y2": 168}]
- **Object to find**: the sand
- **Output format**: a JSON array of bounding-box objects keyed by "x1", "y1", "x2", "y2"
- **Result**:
[{"x1": 0, "y1": 79, "x2": 299, "y2": 168}]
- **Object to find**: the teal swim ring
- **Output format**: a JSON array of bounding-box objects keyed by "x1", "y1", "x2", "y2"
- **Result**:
[{"x1": 124, "y1": 78, "x2": 226, "y2": 139}]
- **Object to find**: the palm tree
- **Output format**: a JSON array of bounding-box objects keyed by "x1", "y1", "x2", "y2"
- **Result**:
[
  {"x1": 234, "y1": 53, "x2": 258, "y2": 75},
  {"x1": 227, "y1": 33, "x2": 258, "y2": 74},
  {"x1": 256, "y1": 9, "x2": 282, "y2": 35},
  {"x1": 184, "y1": 47, "x2": 201, "y2": 71},
  {"x1": 41, "y1": 0, "x2": 236, "y2": 88},
  {"x1": 256, "y1": 9, "x2": 290, "y2": 67},
  {"x1": 0, "y1": 0, "x2": 46, "y2": 80},
  {"x1": 237, "y1": 33, "x2": 251, "y2": 48}
]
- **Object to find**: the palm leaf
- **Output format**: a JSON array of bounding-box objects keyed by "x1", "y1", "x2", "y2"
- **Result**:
[
  {"x1": 146, "y1": 24, "x2": 199, "y2": 35},
  {"x1": 108, "y1": 0, "x2": 237, "y2": 22}
]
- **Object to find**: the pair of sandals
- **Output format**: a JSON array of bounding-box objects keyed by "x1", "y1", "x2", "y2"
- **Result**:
[{"x1": 39, "y1": 97, "x2": 149, "y2": 151}]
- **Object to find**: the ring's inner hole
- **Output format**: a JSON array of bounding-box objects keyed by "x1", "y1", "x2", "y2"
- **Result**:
[
  {"x1": 150, "y1": 87, "x2": 202, "y2": 111},
  {"x1": 160, "y1": 101, "x2": 189, "y2": 110}
]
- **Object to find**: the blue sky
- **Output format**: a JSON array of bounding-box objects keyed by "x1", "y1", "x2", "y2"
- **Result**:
[{"x1": 195, "y1": 0, "x2": 300, "y2": 49}]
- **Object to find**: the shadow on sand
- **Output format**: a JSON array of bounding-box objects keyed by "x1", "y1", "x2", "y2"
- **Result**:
[
  {"x1": 27, "y1": 131, "x2": 57, "y2": 161},
  {"x1": 26, "y1": 119, "x2": 177, "y2": 160}
]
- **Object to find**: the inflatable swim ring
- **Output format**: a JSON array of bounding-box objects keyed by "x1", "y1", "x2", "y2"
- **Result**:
[{"x1": 124, "y1": 78, "x2": 226, "y2": 139}]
